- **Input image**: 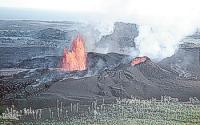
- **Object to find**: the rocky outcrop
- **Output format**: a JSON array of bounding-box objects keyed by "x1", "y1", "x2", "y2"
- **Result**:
[
  {"x1": 96, "y1": 22, "x2": 138, "y2": 54},
  {"x1": 159, "y1": 36, "x2": 200, "y2": 80}
]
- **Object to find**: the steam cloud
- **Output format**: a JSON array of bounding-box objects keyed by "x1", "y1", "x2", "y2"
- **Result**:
[{"x1": 82, "y1": 0, "x2": 200, "y2": 60}]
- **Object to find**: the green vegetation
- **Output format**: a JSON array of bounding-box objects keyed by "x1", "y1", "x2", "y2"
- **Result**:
[
  {"x1": 0, "y1": 104, "x2": 15, "y2": 125},
  {"x1": 16, "y1": 97, "x2": 200, "y2": 125},
  {"x1": 0, "y1": 105, "x2": 5, "y2": 115}
]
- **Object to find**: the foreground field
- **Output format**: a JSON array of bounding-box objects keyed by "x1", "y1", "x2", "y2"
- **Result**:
[{"x1": 1, "y1": 96, "x2": 200, "y2": 125}]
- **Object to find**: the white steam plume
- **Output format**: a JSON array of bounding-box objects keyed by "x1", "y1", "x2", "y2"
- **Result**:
[{"x1": 83, "y1": 0, "x2": 200, "y2": 60}]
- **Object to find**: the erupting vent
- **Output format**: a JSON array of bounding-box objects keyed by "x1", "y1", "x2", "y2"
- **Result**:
[
  {"x1": 61, "y1": 34, "x2": 87, "y2": 71},
  {"x1": 131, "y1": 56, "x2": 148, "y2": 65}
]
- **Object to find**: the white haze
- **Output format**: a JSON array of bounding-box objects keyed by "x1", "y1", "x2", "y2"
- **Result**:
[{"x1": 1, "y1": 0, "x2": 200, "y2": 59}]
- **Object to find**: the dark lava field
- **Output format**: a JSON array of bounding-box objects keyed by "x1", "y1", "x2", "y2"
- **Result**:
[{"x1": 0, "y1": 20, "x2": 200, "y2": 109}]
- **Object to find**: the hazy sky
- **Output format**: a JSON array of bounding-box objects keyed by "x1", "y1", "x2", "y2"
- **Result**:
[
  {"x1": 0, "y1": 0, "x2": 105, "y2": 13},
  {"x1": 1, "y1": 0, "x2": 200, "y2": 23},
  {"x1": 1, "y1": 0, "x2": 200, "y2": 16}
]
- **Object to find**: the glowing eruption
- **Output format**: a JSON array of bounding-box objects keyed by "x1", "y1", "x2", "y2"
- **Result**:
[
  {"x1": 131, "y1": 56, "x2": 147, "y2": 65},
  {"x1": 61, "y1": 34, "x2": 87, "y2": 71}
]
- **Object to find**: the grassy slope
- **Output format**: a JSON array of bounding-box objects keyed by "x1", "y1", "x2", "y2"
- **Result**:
[{"x1": 19, "y1": 98, "x2": 200, "y2": 125}]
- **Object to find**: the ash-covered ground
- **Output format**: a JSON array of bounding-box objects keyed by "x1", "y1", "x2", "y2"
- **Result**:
[{"x1": 0, "y1": 20, "x2": 200, "y2": 109}]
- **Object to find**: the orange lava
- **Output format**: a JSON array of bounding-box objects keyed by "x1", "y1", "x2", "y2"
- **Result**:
[
  {"x1": 61, "y1": 34, "x2": 87, "y2": 71},
  {"x1": 131, "y1": 56, "x2": 147, "y2": 65}
]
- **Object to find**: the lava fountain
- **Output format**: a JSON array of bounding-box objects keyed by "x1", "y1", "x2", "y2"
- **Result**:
[{"x1": 61, "y1": 34, "x2": 87, "y2": 71}]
